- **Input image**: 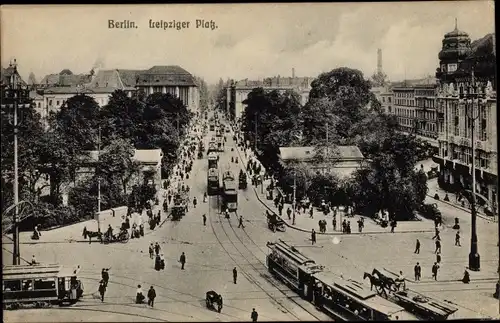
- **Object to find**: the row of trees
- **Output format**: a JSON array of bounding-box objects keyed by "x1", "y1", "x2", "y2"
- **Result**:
[
  {"x1": 240, "y1": 67, "x2": 430, "y2": 220},
  {"x1": 1, "y1": 89, "x2": 193, "y2": 230}
]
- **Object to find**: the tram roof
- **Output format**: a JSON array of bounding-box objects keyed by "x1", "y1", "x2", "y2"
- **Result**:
[
  {"x1": 313, "y1": 272, "x2": 408, "y2": 316},
  {"x1": 271, "y1": 241, "x2": 316, "y2": 266},
  {"x1": 2, "y1": 264, "x2": 76, "y2": 280}
]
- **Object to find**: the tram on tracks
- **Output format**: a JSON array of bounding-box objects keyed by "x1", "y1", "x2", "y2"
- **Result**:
[
  {"x1": 207, "y1": 167, "x2": 220, "y2": 196},
  {"x1": 266, "y1": 240, "x2": 419, "y2": 321},
  {"x1": 3, "y1": 264, "x2": 84, "y2": 310},
  {"x1": 208, "y1": 152, "x2": 219, "y2": 169},
  {"x1": 222, "y1": 171, "x2": 238, "y2": 211},
  {"x1": 207, "y1": 141, "x2": 218, "y2": 154}
]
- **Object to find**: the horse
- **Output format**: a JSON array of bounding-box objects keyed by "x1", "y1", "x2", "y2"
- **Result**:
[
  {"x1": 82, "y1": 226, "x2": 103, "y2": 244},
  {"x1": 372, "y1": 269, "x2": 397, "y2": 292},
  {"x1": 363, "y1": 272, "x2": 389, "y2": 298}
]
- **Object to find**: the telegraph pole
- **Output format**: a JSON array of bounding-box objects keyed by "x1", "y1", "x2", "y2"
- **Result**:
[
  {"x1": 292, "y1": 169, "x2": 296, "y2": 225},
  {"x1": 97, "y1": 126, "x2": 101, "y2": 232},
  {"x1": 254, "y1": 114, "x2": 258, "y2": 152},
  {"x1": 13, "y1": 83, "x2": 20, "y2": 265}
]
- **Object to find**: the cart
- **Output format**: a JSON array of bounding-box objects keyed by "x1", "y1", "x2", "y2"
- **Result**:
[
  {"x1": 205, "y1": 290, "x2": 223, "y2": 313},
  {"x1": 266, "y1": 211, "x2": 286, "y2": 232},
  {"x1": 170, "y1": 192, "x2": 188, "y2": 221},
  {"x1": 102, "y1": 229, "x2": 129, "y2": 244}
]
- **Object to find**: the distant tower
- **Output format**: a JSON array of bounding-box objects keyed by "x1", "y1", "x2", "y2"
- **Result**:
[
  {"x1": 377, "y1": 49, "x2": 383, "y2": 74},
  {"x1": 292, "y1": 68, "x2": 295, "y2": 78}
]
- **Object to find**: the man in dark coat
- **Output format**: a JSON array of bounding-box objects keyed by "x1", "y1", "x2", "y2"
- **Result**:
[
  {"x1": 286, "y1": 207, "x2": 292, "y2": 220},
  {"x1": 414, "y1": 239, "x2": 421, "y2": 254},
  {"x1": 414, "y1": 262, "x2": 421, "y2": 281},
  {"x1": 251, "y1": 308, "x2": 258, "y2": 322},
  {"x1": 147, "y1": 286, "x2": 156, "y2": 307},
  {"x1": 98, "y1": 280, "x2": 106, "y2": 302},
  {"x1": 101, "y1": 268, "x2": 109, "y2": 287},
  {"x1": 202, "y1": 214, "x2": 207, "y2": 226},
  {"x1": 179, "y1": 252, "x2": 186, "y2": 270},
  {"x1": 233, "y1": 267, "x2": 238, "y2": 284},
  {"x1": 311, "y1": 229, "x2": 316, "y2": 245}
]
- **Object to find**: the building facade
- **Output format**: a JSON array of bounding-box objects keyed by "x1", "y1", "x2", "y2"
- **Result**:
[
  {"x1": 278, "y1": 146, "x2": 366, "y2": 179},
  {"x1": 432, "y1": 25, "x2": 497, "y2": 213},
  {"x1": 135, "y1": 66, "x2": 200, "y2": 113},
  {"x1": 227, "y1": 75, "x2": 313, "y2": 121}
]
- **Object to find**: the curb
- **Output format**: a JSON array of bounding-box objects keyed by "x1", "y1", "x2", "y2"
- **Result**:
[
  {"x1": 234, "y1": 142, "x2": 434, "y2": 236},
  {"x1": 427, "y1": 193, "x2": 497, "y2": 223}
]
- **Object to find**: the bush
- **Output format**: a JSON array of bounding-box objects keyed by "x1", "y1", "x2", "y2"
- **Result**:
[
  {"x1": 17, "y1": 202, "x2": 80, "y2": 231},
  {"x1": 417, "y1": 203, "x2": 442, "y2": 220}
]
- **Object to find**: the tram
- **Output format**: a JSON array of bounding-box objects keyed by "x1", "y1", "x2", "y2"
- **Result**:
[
  {"x1": 222, "y1": 171, "x2": 238, "y2": 211},
  {"x1": 207, "y1": 141, "x2": 218, "y2": 154},
  {"x1": 207, "y1": 168, "x2": 220, "y2": 196},
  {"x1": 3, "y1": 264, "x2": 84, "y2": 309},
  {"x1": 266, "y1": 240, "x2": 419, "y2": 321},
  {"x1": 208, "y1": 152, "x2": 219, "y2": 169},
  {"x1": 216, "y1": 137, "x2": 224, "y2": 152}
]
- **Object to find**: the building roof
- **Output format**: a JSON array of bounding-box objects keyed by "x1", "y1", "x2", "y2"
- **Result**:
[
  {"x1": 234, "y1": 76, "x2": 313, "y2": 89},
  {"x1": 29, "y1": 90, "x2": 43, "y2": 99},
  {"x1": 279, "y1": 146, "x2": 364, "y2": 162},
  {"x1": 133, "y1": 149, "x2": 163, "y2": 164},
  {"x1": 80, "y1": 149, "x2": 163, "y2": 164},
  {"x1": 40, "y1": 73, "x2": 90, "y2": 87},
  {"x1": 136, "y1": 65, "x2": 196, "y2": 87},
  {"x1": 42, "y1": 86, "x2": 118, "y2": 94},
  {"x1": 116, "y1": 69, "x2": 142, "y2": 87}
]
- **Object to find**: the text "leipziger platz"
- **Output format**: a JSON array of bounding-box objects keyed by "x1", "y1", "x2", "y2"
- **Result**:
[{"x1": 148, "y1": 19, "x2": 218, "y2": 30}]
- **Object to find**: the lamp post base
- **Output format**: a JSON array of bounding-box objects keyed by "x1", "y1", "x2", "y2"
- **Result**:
[
  {"x1": 494, "y1": 282, "x2": 500, "y2": 299},
  {"x1": 468, "y1": 252, "x2": 481, "y2": 271}
]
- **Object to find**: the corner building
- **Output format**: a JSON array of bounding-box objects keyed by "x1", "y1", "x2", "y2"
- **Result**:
[{"x1": 432, "y1": 24, "x2": 497, "y2": 213}]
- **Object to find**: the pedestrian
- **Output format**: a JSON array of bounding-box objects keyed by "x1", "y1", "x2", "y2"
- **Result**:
[
  {"x1": 148, "y1": 286, "x2": 156, "y2": 307},
  {"x1": 101, "y1": 268, "x2": 109, "y2": 287},
  {"x1": 390, "y1": 220, "x2": 396, "y2": 233},
  {"x1": 432, "y1": 262, "x2": 439, "y2": 280},
  {"x1": 455, "y1": 231, "x2": 461, "y2": 246},
  {"x1": 160, "y1": 254, "x2": 166, "y2": 270},
  {"x1": 309, "y1": 207, "x2": 314, "y2": 219},
  {"x1": 98, "y1": 279, "x2": 106, "y2": 302},
  {"x1": 347, "y1": 221, "x2": 351, "y2": 234},
  {"x1": 462, "y1": 268, "x2": 470, "y2": 284},
  {"x1": 233, "y1": 267, "x2": 238, "y2": 284},
  {"x1": 193, "y1": 197, "x2": 197, "y2": 208},
  {"x1": 332, "y1": 217, "x2": 337, "y2": 231},
  {"x1": 311, "y1": 229, "x2": 316, "y2": 245},
  {"x1": 203, "y1": 192, "x2": 207, "y2": 203},
  {"x1": 251, "y1": 308, "x2": 258, "y2": 322},
  {"x1": 238, "y1": 216, "x2": 245, "y2": 228},
  {"x1": 432, "y1": 227, "x2": 441, "y2": 240},
  {"x1": 436, "y1": 253, "x2": 442, "y2": 264},
  {"x1": 149, "y1": 243, "x2": 154, "y2": 259},
  {"x1": 136, "y1": 284, "x2": 145, "y2": 304},
  {"x1": 31, "y1": 255, "x2": 37, "y2": 266},
  {"x1": 358, "y1": 218, "x2": 363, "y2": 233},
  {"x1": 278, "y1": 203, "x2": 283, "y2": 216},
  {"x1": 414, "y1": 262, "x2": 421, "y2": 281},
  {"x1": 179, "y1": 252, "x2": 186, "y2": 270},
  {"x1": 202, "y1": 214, "x2": 207, "y2": 226},
  {"x1": 154, "y1": 242, "x2": 161, "y2": 256},
  {"x1": 414, "y1": 239, "x2": 421, "y2": 254},
  {"x1": 396, "y1": 271, "x2": 406, "y2": 291},
  {"x1": 342, "y1": 219, "x2": 347, "y2": 233},
  {"x1": 286, "y1": 207, "x2": 292, "y2": 220},
  {"x1": 435, "y1": 239, "x2": 441, "y2": 254},
  {"x1": 168, "y1": 194, "x2": 172, "y2": 204}
]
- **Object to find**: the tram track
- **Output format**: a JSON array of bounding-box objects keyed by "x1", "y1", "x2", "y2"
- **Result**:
[{"x1": 207, "y1": 195, "x2": 323, "y2": 321}]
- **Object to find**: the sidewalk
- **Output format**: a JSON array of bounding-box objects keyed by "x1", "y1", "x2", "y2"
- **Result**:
[
  {"x1": 3, "y1": 125, "x2": 202, "y2": 246},
  {"x1": 233, "y1": 137, "x2": 434, "y2": 235},
  {"x1": 427, "y1": 178, "x2": 497, "y2": 223}
]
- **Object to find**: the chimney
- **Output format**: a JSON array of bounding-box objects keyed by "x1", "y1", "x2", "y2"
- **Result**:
[{"x1": 292, "y1": 68, "x2": 295, "y2": 78}]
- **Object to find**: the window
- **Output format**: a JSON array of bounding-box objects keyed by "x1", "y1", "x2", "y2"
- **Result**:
[
  {"x1": 389, "y1": 97, "x2": 391, "y2": 103},
  {"x1": 56, "y1": 100, "x2": 60, "y2": 106},
  {"x1": 34, "y1": 278, "x2": 56, "y2": 290},
  {"x1": 3, "y1": 280, "x2": 21, "y2": 291}
]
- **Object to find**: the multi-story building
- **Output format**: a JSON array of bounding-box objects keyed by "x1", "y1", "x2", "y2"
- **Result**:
[
  {"x1": 226, "y1": 72, "x2": 313, "y2": 121},
  {"x1": 379, "y1": 77, "x2": 439, "y2": 146},
  {"x1": 135, "y1": 65, "x2": 200, "y2": 113},
  {"x1": 432, "y1": 24, "x2": 497, "y2": 212}
]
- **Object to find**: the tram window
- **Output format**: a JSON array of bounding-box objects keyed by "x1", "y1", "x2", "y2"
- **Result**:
[
  {"x1": 22, "y1": 280, "x2": 34, "y2": 291},
  {"x1": 4, "y1": 280, "x2": 21, "y2": 291},
  {"x1": 34, "y1": 278, "x2": 56, "y2": 290}
]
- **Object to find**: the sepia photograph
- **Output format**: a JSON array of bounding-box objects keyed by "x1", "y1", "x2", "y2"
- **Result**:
[{"x1": 1, "y1": 2, "x2": 498, "y2": 321}]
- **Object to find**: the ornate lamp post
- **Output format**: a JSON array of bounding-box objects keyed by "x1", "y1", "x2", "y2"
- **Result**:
[
  {"x1": 2, "y1": 60, "x2": 30, "y2": 265},
  {"x1": 458, "y1": 69, "x2": 484, "y2": 271}
]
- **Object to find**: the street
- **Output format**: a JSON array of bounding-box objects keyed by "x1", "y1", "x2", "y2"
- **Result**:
[{"x1": 4, "y1": 118, "x2": 499, "y2": 321}]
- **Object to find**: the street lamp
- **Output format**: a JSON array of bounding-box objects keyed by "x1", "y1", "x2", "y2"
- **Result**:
[
  {"x1": 2, "y1": 59, "x2": 30, "y2": 265},
  {"x1": 459, "y1": 69, "x2": 484, "y2": 271},
  {"x1": 292, "y1": 169, "x2": 296, "y2": 225}
]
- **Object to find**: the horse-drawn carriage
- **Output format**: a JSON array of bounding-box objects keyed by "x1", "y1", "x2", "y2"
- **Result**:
[
  {"x1": 197, "y1": 150, "x2": 203, "y2": 159},
  {"x1": 266, "y1": 210, "x2": 286, "y2": 232},
  {"x1": 103, "y1": 228, "x2": 130, "y2": 244},
  {"x1": 363, "y1": 268, "x2": 404, "y2": 298},
  {"x1": 205, "y1": 290, "x2": 223, "y2": 313},
  {"x1": 238, "y1": 170, "x2": 247, "y2": 189}
]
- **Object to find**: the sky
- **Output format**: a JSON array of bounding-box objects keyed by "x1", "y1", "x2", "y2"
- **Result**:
[{"x1": 1, "y1": 2, "x2": 495, "y2": 85}]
